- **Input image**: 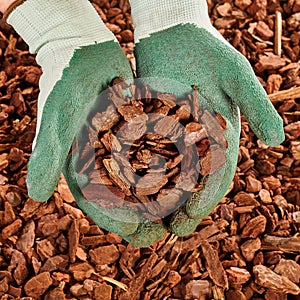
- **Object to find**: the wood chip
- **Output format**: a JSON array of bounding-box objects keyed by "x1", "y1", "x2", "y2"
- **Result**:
[
  {"x1": 253, "y1": 265, "x2": 300, "y2": 295},
  {"x1": 24, "y1": 272, "x2": 53, "y2": 298},
  {"x1": 201, "y1": 240, "x2": 228, "y2": 289}
]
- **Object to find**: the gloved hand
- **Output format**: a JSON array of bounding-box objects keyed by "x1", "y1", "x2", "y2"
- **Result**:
[
  {"x1": 6, "y1": 0, "x2": 169, "y2": 244},
  {"x1": 129, "y1": 0, "x2": 285, "y2": 236}
]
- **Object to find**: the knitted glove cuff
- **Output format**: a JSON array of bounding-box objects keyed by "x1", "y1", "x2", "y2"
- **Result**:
[
  {"x1": 129, "y1": 0, "x2": 212, "y2": 42},
  {"x1": 7, "y1": 0, "x2": 115, "y2": 55}
]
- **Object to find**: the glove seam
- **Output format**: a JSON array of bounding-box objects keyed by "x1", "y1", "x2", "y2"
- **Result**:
[{"x1": 3, "y1": 0, "x2": 25, "y2": 21}]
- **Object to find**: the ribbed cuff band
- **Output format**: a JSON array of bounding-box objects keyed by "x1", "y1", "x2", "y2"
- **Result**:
[{"x1": 129, "y1": 0, "x2": 211, "y2": 42}]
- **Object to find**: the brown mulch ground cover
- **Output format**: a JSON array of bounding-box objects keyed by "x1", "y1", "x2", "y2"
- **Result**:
[{"x1": 0, "y1": 0, "x2": 299, "y2": 299}]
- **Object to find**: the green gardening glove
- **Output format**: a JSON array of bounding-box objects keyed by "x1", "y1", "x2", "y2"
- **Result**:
[
  {"x1": 7, "y1": 0, "x2": 167, "y2": 245},
  {"x1": 129, "y1": 0, "x2": 285, "y2": 236}
]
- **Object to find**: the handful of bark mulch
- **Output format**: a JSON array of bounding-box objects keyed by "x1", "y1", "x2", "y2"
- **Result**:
[{"x1": 74, "y1": 78, "x2": 227, "y2": 219}]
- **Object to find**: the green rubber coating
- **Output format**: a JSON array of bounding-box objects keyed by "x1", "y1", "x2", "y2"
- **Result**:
[
  {"x1": 124, "y1": 220, "x2": 167, "y2": 248},
  {"x1": 25, "y1": 40, "x2": 168, "y2": 245},
  {"x1": 26, "y1": 41, "x2": 133, "y2": 202},
  {"x1": 134, "y1": 24, "x2": 284, "y2": 236}
]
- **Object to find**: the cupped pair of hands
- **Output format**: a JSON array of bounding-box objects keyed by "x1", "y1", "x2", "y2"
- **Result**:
[{"x1": 7, "y1": 0, "x2": 284, "y2": 247}]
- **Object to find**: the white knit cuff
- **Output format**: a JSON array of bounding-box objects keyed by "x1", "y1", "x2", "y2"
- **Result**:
[
  {"x1": 129, "y1": 0, "x2": 218, "y2": 42},
  {"x1": 7, "y1": 0, "x2": 115, "y2": 51}
]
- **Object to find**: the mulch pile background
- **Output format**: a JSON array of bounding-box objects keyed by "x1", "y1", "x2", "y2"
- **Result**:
[{"x1": 0, "y1": 0, "x2": 299, "y2": 299}]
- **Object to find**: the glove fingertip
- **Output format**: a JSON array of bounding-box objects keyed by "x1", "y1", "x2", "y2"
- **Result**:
[
  {"x1": 168, "y1": 207, "x2": 199, "y2": 237},
  {"x1": 26, "y1": 170, "x2": 57, "y2": 202},
  {"x1": 26, "y1": 151, "x2": 61, "y2": 203},
  {"x1": 125, "y1": 222, "x2": 167, "y2": 248},
  {"x1": 26, "y1": 181, "x2": 54, "y2": 202},
  {"x1": 256, "y1": 117, "x2": 285, "y2": 147}
]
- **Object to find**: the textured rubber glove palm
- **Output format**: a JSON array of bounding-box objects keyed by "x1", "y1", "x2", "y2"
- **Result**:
[
  {"x1": 6, "y1": 0, "x2": 158, "y2": 240},
  {"x1": 129, "y1": 0, "x2": 285, "y2": 236}
]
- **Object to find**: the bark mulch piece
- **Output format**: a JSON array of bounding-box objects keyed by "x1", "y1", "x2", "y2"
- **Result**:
[{"x1": 0, "y1": 0, "x2": 299, "y2": 299}]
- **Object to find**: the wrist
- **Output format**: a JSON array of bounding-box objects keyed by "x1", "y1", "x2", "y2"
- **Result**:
[{"x1": 129, "y1": 0, "x2": 211, "y2": 42}]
